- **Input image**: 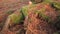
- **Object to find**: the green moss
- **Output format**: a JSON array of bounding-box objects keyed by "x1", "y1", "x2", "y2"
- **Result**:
[
  {"x1": 6, "y1": 10, "x2": 14, "y2": 15},
  {"x1": 54, "y1": 31, "x2": 60, "y2": 34},
  {"x1": 20, "y1": 6, "x2": 29, "y2": 17},
  {"x1": 31, "y1": 0, "x2": 35, "y2": 3},
  {"x1": 44, "y1": 0, "x2": 53, "y2": 3},
  {"x1": 57, "y1": 15, "x2": 60, "y2": 23},
  {"x1": 42, "y1": 0, "x2": 60, "y2": 10},
  {"x1": 52, "y1": 2, "x2": 60, "y2": 9},
  {"x1": 39, "y1": 11, "x2": 50, "y2": 22},
  {"x1": 35, "y1": 8, "x2": 46, "y2": 14},
  {"x1": 41, "y1": 0, "x2": 53, "y2": 4},
  {"x1": 35, "y1": 8, "x2": 52, "y2": 23},
  {"x1": 8, "y1": 13, "x2": 24, "y2": 24},
  {"x1": 31, "y1": 0, "x2": 42, "y2": 4},
  {"x1": 20, "y1": 4, "x2": 36, "y2": 17}
]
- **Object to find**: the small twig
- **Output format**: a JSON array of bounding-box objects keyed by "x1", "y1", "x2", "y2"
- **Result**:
[{"x1": 1, "y1": 16, "x2": 11, "y2": 33}]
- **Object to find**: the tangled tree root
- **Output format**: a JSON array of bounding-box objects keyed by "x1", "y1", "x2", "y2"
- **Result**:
[{"x1": 24, "y1": 3, "x2": 58, "y2": 34}]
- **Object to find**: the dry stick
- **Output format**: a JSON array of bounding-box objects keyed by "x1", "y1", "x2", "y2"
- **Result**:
[
  {"x1": 2, "y1": 17, "x2": 10, "y2": 31},
  {"x1": 1, "y1": 9, "x2": 20, "y2": 32},
  {"x1": 0, "y1": 16, "x2": 13, "y2": 34},
  {"x1": 1, "y1": 16, "x2": 17, "y2": 34},
  {"x1": 0, "y1": 16, "x2": 17, "y2": 34}
]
